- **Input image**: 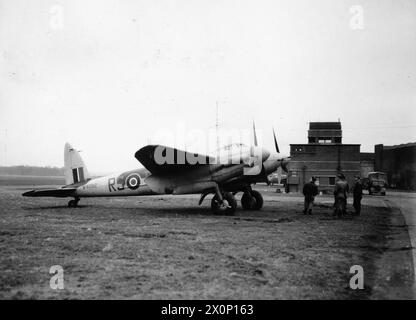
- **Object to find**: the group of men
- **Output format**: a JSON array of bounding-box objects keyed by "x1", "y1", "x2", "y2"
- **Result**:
[{"x1": 302, "y1": 173, "x2": 363, "y2": 216}]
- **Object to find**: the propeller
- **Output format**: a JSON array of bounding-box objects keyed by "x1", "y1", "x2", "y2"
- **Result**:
[
  {"x1": 281, "y1": 161, "x2": 289, "y2": 173},
  {"x1": 272, "y1": 127, "x2": 280, "y2": 153},
  {"x1": 253, "y1": 120, "x2": 258, "y2": 147},
  {"x1": 247, "y1": 120, "x2": 270, "y2": 173},
  {"x1": 273, "y1": 126, "x2": 290, "y2": 173}
]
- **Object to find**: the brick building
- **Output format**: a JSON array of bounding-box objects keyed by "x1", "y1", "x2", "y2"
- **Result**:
[
  {"x1": 287, "y1": 122, "x2": 361, "y2": 193},
  {"x1": 360, "y1": 152, "x2": 375, "y2": 178},
  {"x1": 375, "y1": 143, "x2": 416, "y2": 190}
]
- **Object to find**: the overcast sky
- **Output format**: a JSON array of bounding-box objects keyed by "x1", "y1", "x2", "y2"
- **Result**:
[{"x1": 1, "y1": 0, "x2": 415, "y2": 173}]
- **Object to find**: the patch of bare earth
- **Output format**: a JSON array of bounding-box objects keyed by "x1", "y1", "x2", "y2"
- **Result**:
[{"x1": 0, "y1": 186, "x2": 413, "y2": 299}]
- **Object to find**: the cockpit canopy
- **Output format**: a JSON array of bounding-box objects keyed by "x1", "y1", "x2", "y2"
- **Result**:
[{"x1": 215, "y1": 143, "x2": 249, "y2": 153}]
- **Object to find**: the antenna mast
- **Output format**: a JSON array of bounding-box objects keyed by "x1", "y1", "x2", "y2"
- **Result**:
[
  {"x1": 216, "y1": 102, "x2": 220, "y2": 157},
  {"x1": 4, "y1": 129, "x2": 7, "y2": 166}
]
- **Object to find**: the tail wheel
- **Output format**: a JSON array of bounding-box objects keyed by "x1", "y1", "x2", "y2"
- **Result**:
[
  {"x1": 68, "y1": 197, "x2": 80, "y2": 208},
  {"x1": 241, "y1": 190, "x2": 263, "y2": 210},
  {"x1": 211, "y1": 192, "x2": 237, "y2": 215}
]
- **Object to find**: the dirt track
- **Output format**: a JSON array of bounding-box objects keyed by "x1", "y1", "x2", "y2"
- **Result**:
[{"x1": 0, "y1": 185, "x2": 414, "y2": 299}]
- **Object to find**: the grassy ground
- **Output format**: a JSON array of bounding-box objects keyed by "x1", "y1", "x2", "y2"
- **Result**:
[{"x1": 0, "y1": 185, "x2": 413, "y2": 299}]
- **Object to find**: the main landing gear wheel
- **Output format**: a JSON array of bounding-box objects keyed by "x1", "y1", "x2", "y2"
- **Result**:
[
  {"x1": 211, "y1": 192, "x2": 237, "y2": 215},
  {"x1": 241, "y1": 190, "x2": 263, "y2": 210},
  {"x1": 68, "y1": 197, "x2": 80, "y2": 208}
]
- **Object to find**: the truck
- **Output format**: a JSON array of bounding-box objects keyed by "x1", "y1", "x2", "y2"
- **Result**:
[{"x1": 362, "y1": 171, "x2": 387, "y2": 196}]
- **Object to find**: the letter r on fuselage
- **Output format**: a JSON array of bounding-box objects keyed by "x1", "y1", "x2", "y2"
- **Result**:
[{"x1": 108, "y1": 178, "x2": 117, "y2": 192}]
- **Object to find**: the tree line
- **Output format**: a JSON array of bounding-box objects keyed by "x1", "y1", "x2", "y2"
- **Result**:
[{"x1": 0, "y1": 166, "x2": 64, "y2": 176}]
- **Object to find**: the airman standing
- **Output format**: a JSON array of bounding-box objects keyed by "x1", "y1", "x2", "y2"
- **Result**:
[
  {"x1": 333, "y1": 173, "x2": 349, "y2": 217},
  {"x1": 352, "y1": 175, "x2": 363, "y2": 216},
  {"x1": 303, "y1": 176, "x2": 319, "y2": 215}
]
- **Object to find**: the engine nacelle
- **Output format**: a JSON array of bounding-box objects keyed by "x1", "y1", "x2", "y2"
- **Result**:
[{"x1": 262, "y1": 153, "x2": 281, "y2": 175}]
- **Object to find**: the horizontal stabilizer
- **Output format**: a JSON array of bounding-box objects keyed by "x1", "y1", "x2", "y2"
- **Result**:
[{"x1": 23, "y1": 188, "x2": 76, "y2": 198}]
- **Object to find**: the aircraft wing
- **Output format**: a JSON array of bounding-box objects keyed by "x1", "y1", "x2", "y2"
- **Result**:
[
  {"x1": 135, "y1": 145, "x2": 216, "y2": 174},
  {"x1": 22, "y1": 188, "x2": 77, "y2": 198}
]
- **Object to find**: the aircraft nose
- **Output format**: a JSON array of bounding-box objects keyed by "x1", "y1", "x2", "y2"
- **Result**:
[{"x1": 262, "y1": 148, "x2": 271, "y2": 162}]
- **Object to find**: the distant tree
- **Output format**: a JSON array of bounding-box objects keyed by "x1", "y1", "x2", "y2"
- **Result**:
[{"x1": 0, "y1": 166, "x2": 64, "y2": 176}]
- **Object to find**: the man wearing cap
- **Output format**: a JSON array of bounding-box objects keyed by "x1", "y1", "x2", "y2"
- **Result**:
[
  {"x1": 333, "y1": 173, "x2": 349, "y2": 217},
  {"x1": 302, "y1": 176, "x2": 319, "y2": 215},
  {"x1": 352, "y1": 175, "x2": 363, "y2": 216}
]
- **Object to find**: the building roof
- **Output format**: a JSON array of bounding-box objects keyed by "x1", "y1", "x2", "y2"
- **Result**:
[
  {"x1": 309, "y1": 122, "x2": 341, "y2": 130},
  {"x1": 360, "y1": 152, "x2": 375, "y2": 161},
  {"x1": 383, "y1": 142, "x2": 416, "y2": 150},
  {"x1": 290, "y1": 143, "x2": 360, "y2": 146}
]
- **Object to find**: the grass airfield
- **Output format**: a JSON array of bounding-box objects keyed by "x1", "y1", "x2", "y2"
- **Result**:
[{"x1": 0, "y1": 178, "x2": 414, "y2": 299}]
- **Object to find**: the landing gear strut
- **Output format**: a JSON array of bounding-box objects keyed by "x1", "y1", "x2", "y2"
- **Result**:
[
  {"x1": 68, "y1": 197, "x2": 80, "y2": 208},
  {"x1": 210, "y1": 184, "x2": 237, "y2": 215},
  {"x1": 241, "y1": 189, "x2": 263, "y2": 210}
]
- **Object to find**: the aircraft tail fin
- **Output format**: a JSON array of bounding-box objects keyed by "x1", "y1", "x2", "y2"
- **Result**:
[{"x1": 64, "y1": 143, "x2": 90, "y2": 185}]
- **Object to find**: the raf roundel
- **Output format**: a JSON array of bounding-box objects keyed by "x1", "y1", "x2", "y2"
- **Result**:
[{"x1": 126, "y1": 173, "x2": 141, "y2": 190}]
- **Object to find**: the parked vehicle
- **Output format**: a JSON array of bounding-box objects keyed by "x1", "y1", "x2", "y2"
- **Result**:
[
  {"x1": 362, "y1": 172, "x2": 387, "y2": 195},
  {"x1": 268, "y1": 172, "x2": 287, "y2": 186},
  {"x1": 268, "y1": 172, "x2": 280, "y2": 185}
]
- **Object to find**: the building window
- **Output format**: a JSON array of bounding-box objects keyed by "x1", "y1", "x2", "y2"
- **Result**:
[
  {"x1": 317, "y1": 177, "x2": 329, "y2": 186},
  {"x1": 329, "y1": 177, "x2": 336, "y2": 185},
  {"x1": 334, "y1": 137, "x2": 341, "y2": 143},
  {"x1": 294, "y1": 147, "x2": 304, "y2": 152},
  {"x1": 318, "y1": 137, "x2": 332, "y2": 144}
]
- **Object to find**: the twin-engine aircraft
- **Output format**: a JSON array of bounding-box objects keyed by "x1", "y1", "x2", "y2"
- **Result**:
[{"x1": 23, "y1": 125, "x2": 290, "y2": 215}]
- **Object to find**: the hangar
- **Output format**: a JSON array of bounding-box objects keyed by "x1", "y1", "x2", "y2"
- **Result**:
[{"x1": 286, "y1": 122, "x2": 361, "y2": 193}]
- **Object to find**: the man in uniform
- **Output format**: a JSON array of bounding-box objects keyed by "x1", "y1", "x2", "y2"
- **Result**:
[
  {"x1": 302, "y1": 176, "x2": 319, "y2": 215},
  {"x1": 333, "y1": 173, "x2": 349, "y2": 217},
  {"x1": 352, "y1": 175, "x2": 363, "y2": 216}
]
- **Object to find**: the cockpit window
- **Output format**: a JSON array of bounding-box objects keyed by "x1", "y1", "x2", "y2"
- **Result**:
[{"x1": 218, "y1": 143, "x2": 247, "y2": 151}]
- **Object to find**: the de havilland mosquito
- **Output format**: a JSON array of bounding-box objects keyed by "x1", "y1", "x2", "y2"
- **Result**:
[{"x1": 23, "y1": 125, "x2": 290, "y2": 215}]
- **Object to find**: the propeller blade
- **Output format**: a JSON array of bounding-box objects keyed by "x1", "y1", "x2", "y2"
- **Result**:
[
  {"x1": 281, "y1": 156, "x2": 291, "y2": 173},
  {"x1": 253, "y1": 121, "x2": 258, "y2": 147},
  {"x1": 273, "y1": 127, "x2": 280, "y2": 153}
]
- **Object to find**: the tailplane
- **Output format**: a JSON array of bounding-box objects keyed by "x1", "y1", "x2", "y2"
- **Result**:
[{"x1": 64, "y1": 143, "x2": 90, "y2": 185}]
